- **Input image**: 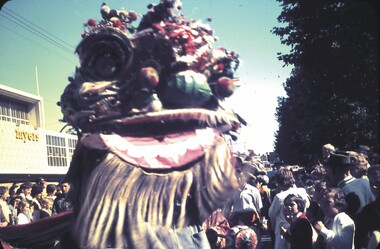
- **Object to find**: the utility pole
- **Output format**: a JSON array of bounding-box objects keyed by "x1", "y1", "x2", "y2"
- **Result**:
[{"x1": 35, "y1": 65, "x2": 40, "y2": 96}]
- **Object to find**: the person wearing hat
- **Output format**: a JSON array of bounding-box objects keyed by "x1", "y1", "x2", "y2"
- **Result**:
[
  {"x1": 324, "y1": 151, "x2": 375, "y2": 218},
  {"x1": 357, "y1": 145, "x2": 370, "y2": 157}
]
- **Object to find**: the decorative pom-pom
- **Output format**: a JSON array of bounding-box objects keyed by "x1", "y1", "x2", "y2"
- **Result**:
[
  {"x1": 110, "y1": 17, "x2": 122, "y2": 27},
  {"x1": 117, "y1": 9, "x2": 128, "y2": 21},
  {"x1": 140, "y1": 67, "x2": 159, "y2": 88},
  {"x1": 128, "y1": 10, "x2": 138, "y2": 21},
  {"x1": 215, "y1": 76, "x2": 236, "y2": 98},
  {"x1": 109, "y1": 9, "x2": 118, "y2": 18},
  {"x1": 101, "y1": 3, "x2": 111, "y2": 19},
  {"x1": 120, "y1": 25, "x2": 126, "y2": 31},
  {"x1": 87, "y1": 19, "x2": 97, "y2": 27}
]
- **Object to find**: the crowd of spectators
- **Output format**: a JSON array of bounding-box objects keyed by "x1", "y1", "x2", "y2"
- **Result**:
[
  {"x1": 0, "y1": 178, "x2": 73, "y2": 227},
  {"x1": 203, "y1": 144, "x2": 380, "y2": 249},
  {"x1": 0, "y1": 144, "x2": 378, "y2": 249}
]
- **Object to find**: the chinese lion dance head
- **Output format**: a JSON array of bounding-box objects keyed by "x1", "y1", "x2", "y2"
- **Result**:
[
  {"x1": 58, "y1": 1, "x2": 243, "y2": 248},
  {"x1": 1, "y1": 1, "x2": 245, "y2": 248}
]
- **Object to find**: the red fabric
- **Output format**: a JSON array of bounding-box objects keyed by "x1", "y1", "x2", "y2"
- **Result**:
[
  {"x1": 0, "y1": 211, "x2": 73, "y2": 248},
  {"x1": 299, "y1": 213, "x2": 308, "y2": 220}
]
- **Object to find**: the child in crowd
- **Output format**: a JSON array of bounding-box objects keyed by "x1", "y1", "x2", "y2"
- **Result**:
[
  {"x1": 16, "y1": 201, "x2": 32, "y2": 225},
  {"x1": 39, "y1": 198, "x2": 54, "y2": 219},
  {"x1": 314, "y1": 187, "x2": 355, "y2": 249},
  {"x1": 280, "y1": 194, "x2": 313, "y2": 249}
]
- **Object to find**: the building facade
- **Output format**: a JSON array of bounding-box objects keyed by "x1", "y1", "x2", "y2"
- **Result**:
[{"x1": 0, "y1": 84, "x2": 77, "y2": 183}]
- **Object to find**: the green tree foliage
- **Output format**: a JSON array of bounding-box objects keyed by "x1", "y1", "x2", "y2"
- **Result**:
[{"x1": 273, "y1": 0, "x2": 379, "y2": 165}]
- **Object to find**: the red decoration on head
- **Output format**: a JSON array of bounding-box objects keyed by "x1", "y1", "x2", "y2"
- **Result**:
[
  {"x1": 216, "y1": 77, "x2": 237, "y2": 98},
  {"x1": 140, "y1": 67, "x2": 159, "y2": 88},
  {"x1": 87, "y1": 19, "x2": 97, "y2": 27}
]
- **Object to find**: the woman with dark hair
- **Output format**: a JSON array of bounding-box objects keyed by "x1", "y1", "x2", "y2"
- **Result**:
[
  {"x1": 30, "y1": 184, "x2": 44, "y2": 221},
  {"x1": 280, "y1": 194, "x2": 313, "y2": 249},
  {"x1": 268, "y1": 168, "x2": 310, "y2": 249},
  {"x1": 314, "y1": 188, "x2": 355, "y2": 249},
  {"x1": 31, "y1": 185, "x2": 43, "y2": 207},
  {"x1": 274, "y1": 167, "x2": 296, "y2": 192}
]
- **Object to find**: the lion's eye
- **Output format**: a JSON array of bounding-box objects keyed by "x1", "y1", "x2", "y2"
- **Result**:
[
  {"x1": 94, "y1": 52, "x2": 120, "y2": 78},
  {"x1": 76, "y1": 28, "x2": 134, "y2": 82}
]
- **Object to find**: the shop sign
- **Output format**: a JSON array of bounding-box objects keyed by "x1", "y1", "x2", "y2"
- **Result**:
[{"x1": 15, "y1": 129, "x2": 40, "y2": 143}]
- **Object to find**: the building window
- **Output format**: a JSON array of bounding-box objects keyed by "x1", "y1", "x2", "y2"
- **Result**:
[
  {"x1": 46, "y1": 135, "x2": 67, "y2": 167},
  {"x1": 68, "y1": 138, "x2": 77, "y2": 160},
  {"x1": 0, "y1": 99, "x2": 29, "y2": 125},
  {"x1": 46, "y1": 135, "x2": 77, "y2": 167}
]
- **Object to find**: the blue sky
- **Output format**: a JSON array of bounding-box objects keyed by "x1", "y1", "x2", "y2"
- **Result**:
[{"x1": 0, "y1": 0, "x2": 292, "y2": 154}]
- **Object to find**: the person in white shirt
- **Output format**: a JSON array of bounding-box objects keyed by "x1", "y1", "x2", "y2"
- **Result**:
[
  {"x1": 16, "y1": 201, "x2": 32, "y2": 225},
  {"x1": 268, "y1": 167, "x2": 310, "y2": 249},
  {"x1": 314, "y1": 187, "x2": 355, "y2": 249}
]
